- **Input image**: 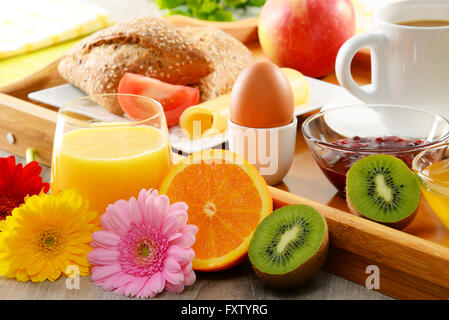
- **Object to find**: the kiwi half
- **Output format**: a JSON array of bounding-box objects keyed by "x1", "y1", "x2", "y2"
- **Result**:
[
  {"x1": 248, "y1": 204, "x2": 328, "y2": 288},
  {"x1": 346, "y1": 154, "x2": 421, "y2": 229}
]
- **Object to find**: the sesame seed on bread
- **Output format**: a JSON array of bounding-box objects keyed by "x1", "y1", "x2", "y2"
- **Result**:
[{"x1": 183, "y1": 26, "x2": 253, "y2": 101}]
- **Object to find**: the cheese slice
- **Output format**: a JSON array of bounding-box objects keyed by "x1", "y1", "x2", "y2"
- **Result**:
[
  {"x1": 0, "y1": 0, "x2": 113, "y2": 59},
  {"x1": 179, "y1": 68, "x2": 310, "y2": 139},
  {"x1": 180, "y1": 94, "x2": 232, "y2": 139}
]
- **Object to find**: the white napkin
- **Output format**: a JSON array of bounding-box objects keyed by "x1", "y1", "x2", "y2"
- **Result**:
[{"x1": 0, "y1": 0, "x2": 113, "y2": 59}]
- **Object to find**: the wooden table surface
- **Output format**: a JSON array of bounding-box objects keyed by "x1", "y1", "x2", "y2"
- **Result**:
[{"x1": 0, "y1": 0, "x2": 391, "y2": 300}]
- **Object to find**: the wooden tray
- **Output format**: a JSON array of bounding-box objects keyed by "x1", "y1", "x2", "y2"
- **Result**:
[{"x1": 1, "y1": 16, "x2": 448, "y2": 300}]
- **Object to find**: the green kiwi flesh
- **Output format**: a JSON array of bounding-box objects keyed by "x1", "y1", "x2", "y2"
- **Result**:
[
  {"x1": 248, "y1": 204, "x2": 328, "y2": 288},
  {"x1": 346, "y1": 154, "x2": 420, "y2": 229}
]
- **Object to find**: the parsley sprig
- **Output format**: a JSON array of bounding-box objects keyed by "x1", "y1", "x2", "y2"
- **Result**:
[{"x1": 154, "y1": 0, "x2": 266, "y2": 21}]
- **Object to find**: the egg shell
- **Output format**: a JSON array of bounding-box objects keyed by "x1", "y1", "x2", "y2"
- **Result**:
[{"x1": 230, "y1": 61, "x2": 294, "y2": 128}]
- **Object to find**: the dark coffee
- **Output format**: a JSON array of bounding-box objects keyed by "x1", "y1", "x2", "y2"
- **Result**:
[{"x1": 397, "y1": 19, "x2": 449, "y2": 27}]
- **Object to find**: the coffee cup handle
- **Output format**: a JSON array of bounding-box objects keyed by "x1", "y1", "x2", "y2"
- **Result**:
[{"x1": 335, "y1": 32, "x2": 386, "y2": 103}]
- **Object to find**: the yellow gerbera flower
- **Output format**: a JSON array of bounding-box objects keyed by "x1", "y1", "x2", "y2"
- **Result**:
[{"x1": 0, "y1": 189, "x2": 98, "y2": 282}]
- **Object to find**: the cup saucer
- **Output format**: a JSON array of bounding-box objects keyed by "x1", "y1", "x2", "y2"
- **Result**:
[{"x1": 321, "y1": 85, "x2": 370, "y2": 111}]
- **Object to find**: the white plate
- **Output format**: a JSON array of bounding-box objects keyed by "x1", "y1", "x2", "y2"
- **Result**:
[{"x1": 321, "y1": 85, "x2": 368, "y2": 111}]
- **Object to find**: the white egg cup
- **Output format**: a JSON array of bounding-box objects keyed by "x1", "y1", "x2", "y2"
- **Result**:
[{"x1": 228, "y1": 117, "x2": 297, "y2": 185}]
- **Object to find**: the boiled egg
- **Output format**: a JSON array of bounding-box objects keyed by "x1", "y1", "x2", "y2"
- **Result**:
[{"x1": 230, "y1": 61, "x2": 294, "y2": 128}]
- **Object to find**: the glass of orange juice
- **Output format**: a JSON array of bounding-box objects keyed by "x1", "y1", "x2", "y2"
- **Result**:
[
  {"x1": 413, "y1": 143, "x2": 449, "y2": 229},
  {"x1": 51, "y1": 93, "x2": 172, "y2": 216}
]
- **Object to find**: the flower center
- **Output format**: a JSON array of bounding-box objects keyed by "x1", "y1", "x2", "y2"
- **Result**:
[
  {"x1": 0, "y1": 196, "x2": 22, "y2": 219},
  {"x1": 140, "y1": 245, "x2": 150, "y2": 258},
  {"x1": 45, "y1": 236, "x2": 56, "y2": 247},
  {"x1": 37, "y1": 228, "x2": 64, "y2": 258},
  {"x1": 135, "y1": 239, "x2": 158, "y2": 264},
  {"x1": 118, "y1": 224, "x2": 168, "y2": 277}
]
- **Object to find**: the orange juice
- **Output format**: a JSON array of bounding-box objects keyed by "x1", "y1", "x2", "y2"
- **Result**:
[
  {"x1": 419, "y1": 158, "x2": 449, "y2": 229},
  {"x1": 51, "y1": 125, "x2": 171, "y2": 215}
]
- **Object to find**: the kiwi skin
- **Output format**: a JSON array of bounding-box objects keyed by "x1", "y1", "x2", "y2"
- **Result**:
[
  {"x1": 346, "y1": 194, "x2": 420, "y2": 230},
  {"x1": 252, "y1": 220, "x2": 329, "y2": 289}
]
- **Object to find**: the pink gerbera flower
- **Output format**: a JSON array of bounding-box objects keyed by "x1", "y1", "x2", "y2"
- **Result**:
[{"x1": 87, "y1": 189, "x2": 198, "y2": 298}]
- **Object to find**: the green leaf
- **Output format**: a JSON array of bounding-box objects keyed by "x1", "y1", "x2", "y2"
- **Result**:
[
  {"x1": 186, "y1": 0, "x2": 204, "y2": 10},
  {"x1": 223, "y1": 0, "x2": 246, "y2": 7},
  {"x1": 248, "y1": 0, "x2": 266, "y2": 7},
  {"x1": 156, "y1": 0, "x2": 256, "y2": 21},
  {"x1": 208, "y1": 8, "x2": 234, "y2": 21},
  {"x1": 201, "y1": 0, "x2": 220, "y2": 14},
  {"x1": 166, "y1": 8, "x2": 191, "y2": 16},
  {"x1": 155, "y1": 0, "x2": 186, "y2": 9}
]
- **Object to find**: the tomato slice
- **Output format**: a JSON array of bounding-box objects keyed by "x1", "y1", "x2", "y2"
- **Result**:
[{"x1": 117, "y1": 73, "x2": 200, "y2": 127}]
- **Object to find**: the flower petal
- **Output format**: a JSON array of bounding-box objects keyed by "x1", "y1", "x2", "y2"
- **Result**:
[
  {"x1": 170, "y1": 201, "x2": 188, "y2": 212},
  {"x1": 106, "y1": 204, "x2": 131, "y2": 235},
  {"x1": 16, "y1": 269, "x2": 30, "y2": 282},
  {"x1": 150, "y1": 194, "x2": 170, "y2": 229},
  {"x1": 164, "y1": 257, "x2": 181, "y2": 273},
  {"x1": 113, "y1": 284, "x2": 128, "y2": 296},
  {"x1": 182, "y1": 263, "x2": 196, "y2": 286},
  {"x1": 138, "y1": 271, "x2": 164, "y2": 298},
  {"x1": 182, "y1": 262, "x2": 193, "y2": 274},
  {"x1": 91, "y1": 264, "x2": 122, "y2": 282},
  {"x1": 164, "y1": 270, "x2": 184, "y2": 285},
  {"x1": 181, "y1": 224, "x2": 199, "y2": 237},
  {"x1": 184, "y1": 270, "x2": 196, "y2": 286},
  {"x1": 141, "y1": 194, "x2": 158, "y2": 227},
  {"x1": 26, "y1": 259, "x2": 44, "y2": 276},
  {"x1": 165, "y1": 281, "x2": 185, "y2": 294},
  {"x1": 166, "y1": 246, "x2": 195, "y2": 265},
  {"x1": 100, "y1": 211, "x2": 116, "y2": 232},
  {"x1": 101, "y1": 272, "x2": 134, "y2": 291},
  {"x1": 126, "y1": 197, "x2": 143, "y2": 226},
  {"x1": 137, "y1": 189, "x2": 152, "y2": 210},
  {"x1": 162, "y1": 210, "x2": 188, "y2": 236},
  {"x1": 122, "y1": 277, "x2": 147, "y2": 297},
  {"x1": 91, "y1": 231, "x2": 121, "y2": 248},
  {"x1": 170, "y1": 233, "x2": 195, "y2": 248},
  {"x1": 167, "y1": 232, "x2": 182, "y2": 243},
  {"x1": 87, "y1": 248, "x2": 119, "y2": 265},
  {"x1": 150, "y1": 189, "x2": 159, "y2": 197}
]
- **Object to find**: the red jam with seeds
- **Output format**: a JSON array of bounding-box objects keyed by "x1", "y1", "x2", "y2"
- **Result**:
[{"x1": 316, "y1": 136, "x2": 427, "y2": 194}]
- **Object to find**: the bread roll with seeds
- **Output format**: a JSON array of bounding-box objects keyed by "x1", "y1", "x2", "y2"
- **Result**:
[
  {"x1": 183, "y1": 26, "x2": 253, "y2": 101},
  {"x1": 58, "y1": 17, "x2": 212, "y2": 114}
]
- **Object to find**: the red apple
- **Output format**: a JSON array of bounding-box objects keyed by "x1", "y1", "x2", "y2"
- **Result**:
[{"x1": 258, "y1": 0, "x2": 355, "y2": 78}]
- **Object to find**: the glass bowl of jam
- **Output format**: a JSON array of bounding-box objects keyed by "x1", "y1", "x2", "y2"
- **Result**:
[{"x1": 301, "y1": 105, "x2": 449, "y2": 195}]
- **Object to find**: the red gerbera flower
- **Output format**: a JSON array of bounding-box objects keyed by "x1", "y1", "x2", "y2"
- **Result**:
[{"x1": 0, "y1": 156, "x2": 50, "y2": 220}]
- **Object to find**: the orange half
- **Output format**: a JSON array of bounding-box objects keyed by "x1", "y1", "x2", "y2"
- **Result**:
[{"x1": 159, "y1": 149, "x2": 273, "y2": 271}]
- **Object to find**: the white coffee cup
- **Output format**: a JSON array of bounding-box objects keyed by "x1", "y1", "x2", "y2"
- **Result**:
[{"x1": 335, "y1": 0, "x2": 449, "y2": 116}]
